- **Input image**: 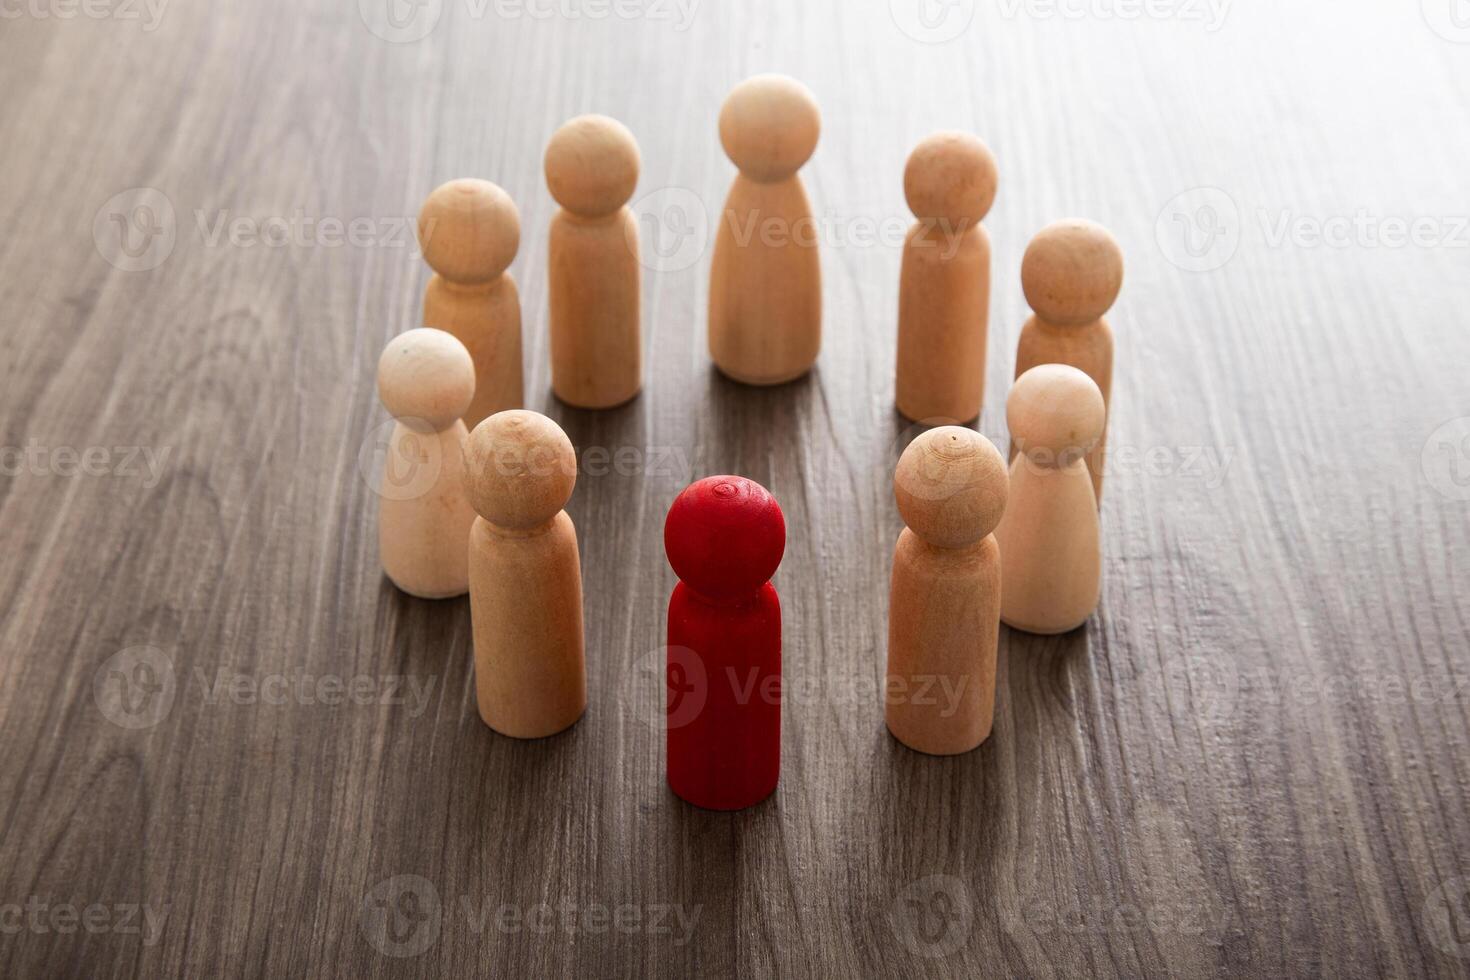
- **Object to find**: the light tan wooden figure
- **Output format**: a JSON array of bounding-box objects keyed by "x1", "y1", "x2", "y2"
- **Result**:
[
  {"x1": 545, "y1": 115, "x2": 642, "y2": 409},
  {"x1": 995, "y1": 364, "x2": 1105, "y2": 635},
  {"x1": 464, "y1": 410, "x2": 586, "y2": 738},
  {"x1": 375, "y1": 328, "x2": 478, "y2": 599},
  {"x1": 895, "y1": 132, "x2": 999, "y2": 425},
  {"x1": 418, "y1": 178, "x2": 523, "y2": 430},
  {"x1": 709, "y1": 73, "x2": 822, "y2": 385},
  {"x1": 1013, "y1": 218, "x2": 1123, "y2": 504},
  {"x1": 887, "y1": 426, "x2": 1009, "y2": 755}
]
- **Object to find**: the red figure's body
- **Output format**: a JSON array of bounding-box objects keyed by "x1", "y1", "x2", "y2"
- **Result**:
[{"x1": 664, "y1": 476, "x2": 785, "y2": 811}]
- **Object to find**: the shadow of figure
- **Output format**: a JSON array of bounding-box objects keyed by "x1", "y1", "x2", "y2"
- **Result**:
[{"x1": 704, "y1": 364, "x2": 818, "y2": 486}]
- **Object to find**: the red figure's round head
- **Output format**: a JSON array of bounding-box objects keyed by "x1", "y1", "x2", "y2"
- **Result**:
[{"x1": 665, "y1": 476, "x2": 785, "y2": 600}]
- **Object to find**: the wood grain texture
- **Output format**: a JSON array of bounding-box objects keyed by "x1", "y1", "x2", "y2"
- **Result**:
[{"x1": 2, "y1": 1, "x2": 1469, "y2": 977}]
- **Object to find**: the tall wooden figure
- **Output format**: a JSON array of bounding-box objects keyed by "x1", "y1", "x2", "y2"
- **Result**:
[
  {"x1": 664, "y1": 476, "x2": 785, "y2": 810},
  {"x1": 418, "y1": 178, "x2": 524, "y2": 430},
  {"x1": 887, "y1": 426, "x2": 1008, "y2": 754},
  {"x1": 465, "y1": 410, "x2": 586, "y2": 738},
  {"x1": 375, "y1": 328, "x2": 478, "y2": 599},
  {"x1": 1012, "y1": 218, "x2": 1123, "y2": 504},
  {"x1": 709, "y1": 74, "x2": 822, "y2": 385},
  {"x1": 995, "y1": 365, "x2": 1105, "y2": 634},
  {"x1": 895, "y1": 132, "x2": 999, "y2": 425},
  {"x1": 545, "y1": 115, "x2": 642, "y2": 408}
]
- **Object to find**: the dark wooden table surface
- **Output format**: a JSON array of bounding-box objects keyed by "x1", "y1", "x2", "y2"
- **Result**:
[{"x1": 3, "y1": 1, "x2": 1469, "y2": 976}]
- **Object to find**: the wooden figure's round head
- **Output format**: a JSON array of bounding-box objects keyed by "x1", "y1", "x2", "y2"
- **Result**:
[
  {"x1": 894, "y1": 427, "x2": 1008, "y2": 549},
  {"x1": 544, "y1": 115, "x2": 641, "y2": 218},
  {"x1": 417, "y1": 178, "x2": 520, "y2": 285},
  {"x1": 718, "y1": 74, "x2": 820, "y2": 182},
  {"x1": 1007, "y1": 364, "x2": 1106, "y2": 468},
  {"x1": 1021, "y1": 219, "x2": 1123, "y2": 326},
  {"x1": 903, "y1": 131, "x2": 998, "y2": 230},
  {"x1": 464, "y1": 410, "x2": 577, "y2": 529},
  {"x1": 376, "y1": 328, "x2": 475, "y2": 429},
  {"x1": 664, "y1": 476, "x2": 785, "y2": 600}
]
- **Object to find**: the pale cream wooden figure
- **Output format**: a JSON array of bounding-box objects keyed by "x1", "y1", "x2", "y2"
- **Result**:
[
  {"x1": 895, "y1": 132, "x2": 999, "y2": 425},
  {"x1": 465, "y1": 410, "x2": 586, "y2": 738},
  {"x1": 1012, "y1": 219, "x2": 1123, "y2": 504},
  {"x1": 544, "y1": 115, "x2": 642, "y2": 408},
  {"x1": 708, "y1": 74, "x2": 822, "y2": 385},
  {"x1": 886, "y1": 426, "x2": 1008, "y2": 755},
  {"x1": 418, "y1": 178, "x2": 523, "y2": 430},
  {"x1": 995, "y1": 364, "x2": 1105, "y2": 634},
  {"x1": 375, "y1": 328, "x2": 478, "y2": 599}
]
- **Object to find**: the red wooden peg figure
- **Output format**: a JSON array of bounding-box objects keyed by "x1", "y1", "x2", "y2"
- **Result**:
[{"x1": 663, "y1": 476, "x2": 785, "y2": 810}]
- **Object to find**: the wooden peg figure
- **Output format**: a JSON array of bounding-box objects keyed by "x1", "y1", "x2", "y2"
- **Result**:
[
  {"x1": 995, "y1": 364, "x2": 1105, "y2": 634},
  {"x1": 895, "y1": 132, "x2": 999, "y2": 425},
  {"x1": 886, "y1": 427, "x2": 1008, "y2": 755},
  {"x1": 465, "y1": 410, "x2": 585, "y2": 738},
  {"x1": 545, "y1": 115, "x2": 643, "y2": 408},
  {"x1": 1012, "y1": 219, "x2": 1123, "y2": 504},
  {"x1": 418, "y1": 179, "x2": 524, "y2": 430},
  {"x1": 709, "y1": 74, "x2": 822, "y2": 385},
  {"x1": 375, "y1": 328, "x2": 478, "y2": 599},
  {"x1": 664, "y1": 476, "x2": 785, "y2": 810}
]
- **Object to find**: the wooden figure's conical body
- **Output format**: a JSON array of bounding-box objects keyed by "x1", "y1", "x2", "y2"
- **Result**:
[
  {"x1": 895, "y1": 131, "x2": 999, "y2": 425},
  {"x1": 708, "y1": 75, "x2": 822, "y2": 386},
  {"x1": 709, "y1": 175, "x2": 820, "y2": 384},
  {"x1": 376, "y1": 328, "x2": 478, "y2": 600},
  {"x1": 465, "y1": 410, "x2": 586, "y2": 738},
  {"x1": 468, "y1": 512, "x2": 585, "y2": 736},
  {"x1": 1011, "y1": 219, "x2": 1122, "y2": 504},
  {"x1": 664, "y1": 476, "x2": 785, "y2": 810},
  {"x1": 419, "y1": 178, "x2": 524, "y2": 430},
  {"x1": 545, "y1": 115, "x2": 642, "y2": 408},
  {"x1": 1014, "y1": 316, "x2": 1112, "y2": 503},
  {"x1": 896, "y1": 224, "x2": 990, "y2": 423},
  {"x1": 379, "y1": 422, "x2": 475, "y2": 599},
  {"x1": 886, "y1": 427, "x2": 1007, "y2": 755},
  {"x1": 995, "y1": 365, "x2": 1105, "y2": 634},
  {"x1": 666, "y1": 580, "x2": 781, "y2": 809},
  {"x1": 548, "y1": 211, "x2": 640, "y2": 407},
  {"x1": 996, "y1": 454, "x2": 1100, "y2": 634},
  {"x1": 424, "y1": 276, "x2": 523, "y2": 428}
]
